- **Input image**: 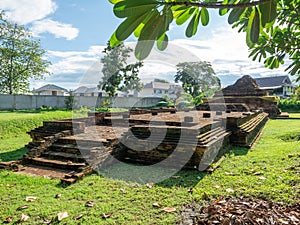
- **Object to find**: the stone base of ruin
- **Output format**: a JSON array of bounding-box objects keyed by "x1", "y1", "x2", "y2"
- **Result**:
[{"x1": 1, "y1": 108, "x2": 269, "y2": 184}]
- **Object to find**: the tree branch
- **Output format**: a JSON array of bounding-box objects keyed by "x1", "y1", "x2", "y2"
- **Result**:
[{"x1": 165, "y1": 0, "x2": 271, "y2": 9}]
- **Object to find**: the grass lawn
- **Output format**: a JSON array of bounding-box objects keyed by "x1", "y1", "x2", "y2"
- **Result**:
[
  {"x1": 0, "y1": 109, "x2": 87, "y2": 158},
  {"x1": 0, "y1": 112, "x2": 299, "y2": 224}
]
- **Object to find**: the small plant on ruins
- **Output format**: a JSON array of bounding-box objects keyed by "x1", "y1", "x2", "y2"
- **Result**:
[
  {"x1": 161, "y1": 94, "x2": 174, "y2": 107},
  {"x1": 64, "y1": 94, "x2": 77, "y2": 110},
  {"x1": 101, "y1": 98, "x2": 111, "y2": 111}
]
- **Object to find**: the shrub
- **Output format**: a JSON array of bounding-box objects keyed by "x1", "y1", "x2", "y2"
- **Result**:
[{"x1": 278, "y1": 99, "x2": 300, "y2": 112}]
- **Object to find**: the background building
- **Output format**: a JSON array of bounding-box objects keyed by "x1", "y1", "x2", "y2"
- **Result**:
[
  {"x1": 254, "y1": 76, "x2": 295, "y2": 98},
  {"x1": 33, "y1": 84, "x2": 68, "y2": 96}
]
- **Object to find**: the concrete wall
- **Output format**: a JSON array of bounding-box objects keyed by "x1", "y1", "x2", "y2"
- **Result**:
[{"x1": 0, "y1": 94, "x2": 161, "y2": 110}]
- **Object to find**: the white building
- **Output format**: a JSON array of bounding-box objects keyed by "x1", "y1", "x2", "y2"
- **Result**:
[
  {"x1": 254, "y1": 76, "x2": 295, "y2": 99},
  {"x1": 138, "y1": 81, "x2": 182, "y2": 98},
  {"x1": 73, "y1": 86, "x2": 128, "y2": 97},
  {"x1": 33, "y1": 84, "x2": 68, "y2": 96}
]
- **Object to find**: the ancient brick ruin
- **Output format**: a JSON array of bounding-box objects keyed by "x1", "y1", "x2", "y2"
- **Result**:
[
  {"x1": 0, "y1": 107, "x2": 267, "y2": 184},
  {"x1": 198, "y1": 75, "x2": 281, "y2": 117},
  {"x1": 0, "y1": 76, "x2": 275, "y2": 184}
]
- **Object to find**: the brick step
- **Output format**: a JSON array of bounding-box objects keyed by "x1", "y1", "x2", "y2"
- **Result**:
[
  {"x1": 42, "y1": 151, "x2": 85, "y2": 162},
  {"x1": 28, "y1": 157, "x2": 86, "y2": 170},
  {"x1": 121, "y1": 133, "x2": 202, "y2": 145},
  {"x1": 56, "y1": 137, "x2": 108, "y2": 146},
  {"x1": 49, "y1": 143, "x2": 81, "y2": 154},
  {"x1": 122, "y1": 128, "x2": 226, "y2": 145},
  {"x1": 199, "y1": 130, "x2": 230, "y2": 146},
  {"x1": 61, "y1": 166, "x2": 93, "y2": 184},
  {"x1": 239, "y1": 112, "x2": 265, "y2": 128},
  {"x1": 197, "y1": 127, "x2": 223, "y2": 140},
  {"x1": 49, "y1": 143, "x2": 107, "y2": 154},
  {"x1": 16, "y1": 164, "x2": 73, "y2": 179},
  {"x1": 239, "y1": 113, "x2": 267, "y2": 133}
]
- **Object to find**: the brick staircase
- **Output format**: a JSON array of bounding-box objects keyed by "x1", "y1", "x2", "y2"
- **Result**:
[{"x1": 229, "y1": 112, "x2": 268, "y2": 147}]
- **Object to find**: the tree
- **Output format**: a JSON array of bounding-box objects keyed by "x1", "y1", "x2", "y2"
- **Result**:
[
  {"x1": 174, "y1": 61, "x2": 221, "y2": 99},
  {"x1": 98, "y1": 42, "x2": 143, "y2": 97},
  {"x1": 245, "y1": 1, "x2": 300, "y2": 78},
  {"x1": 0, "y1": 12, "x2": 51, "y2": 94},
  {"x1": 154, "y1": 78, "x2": 169, "y2": 83},
  {"x1": 108, "y1": 0, "x2": 300, "y2": 80}
]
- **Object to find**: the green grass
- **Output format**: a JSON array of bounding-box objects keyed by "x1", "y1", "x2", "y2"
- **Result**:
[
  {"x1": 0, "y1": 109, "x2": 87, "y2": 160},
  {"x1": 95, "y1": 108, "x2": 128, "y2": 112},
  {"x1": 288, "y1": 113, "x2": 300, "y2": 118},
  {"x1": 0, "y1": 113, "x2": 299, "y2": 224},
  {"x1": 0, "y1": 109, "x2": 88, "y2": 139}
]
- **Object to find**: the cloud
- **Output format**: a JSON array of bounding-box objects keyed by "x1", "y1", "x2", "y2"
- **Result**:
[
  {"x1": 31, "y1": 19, "x2": 79, "y2": 40},
  {"x1": 169, "y1": 26, "x2": 289, "y2": 83},
  {"x1": 0, "y1": 0, "x2": 57, "y2": 24},
  {"x1": 48, "y1": 46, "x2": 105, "y2": 75},
  {"x1": 38, "y1": 27, "x2": 290, "y2": 90},
  {"x1": 0, "y1": 0, "x2": 79, "y2": 40}
]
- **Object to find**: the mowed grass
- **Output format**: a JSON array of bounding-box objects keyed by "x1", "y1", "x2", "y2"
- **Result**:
[
  {"x1": 0, "y1": 109, "x2": 87, "y2": 161},
  {"x1": 0, "y1": 112, "x2": 299, "y2": 224}
]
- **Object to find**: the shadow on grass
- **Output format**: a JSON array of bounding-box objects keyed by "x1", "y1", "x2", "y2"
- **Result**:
[
  {"x1": 97, "y1": 160, "x2": 208, "y2": 188},
  {"x1": 156, "y1": 169, "x2": 208, "y2": 188},
  {"x1": 0, "y1": 147, "x2": 29, "y2": 162},
  {"x1": 227, "y1": 146, "x2": 250, "y2": 156}
]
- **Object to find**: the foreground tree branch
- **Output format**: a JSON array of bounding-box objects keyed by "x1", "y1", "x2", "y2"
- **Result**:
[{"x1": 166, "y1": 0, "x2": 271, "y2": 9}]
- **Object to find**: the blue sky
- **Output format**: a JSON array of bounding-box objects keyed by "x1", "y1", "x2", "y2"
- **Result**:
[{"x1": 0, "y1": 0, "x2": 291, "y2": 90}]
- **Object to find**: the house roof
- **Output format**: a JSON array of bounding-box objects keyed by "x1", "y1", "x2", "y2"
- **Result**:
[
  {"x1": 144, "y1": 81, "x2": 181, "y2": 90},
  {"x1": 34, "y1": 84, "x2": 67, "y2": 92},
  {"x1": 74, "y1": 86, "x2": 99, "y2": 93},
  {"x1": 254, "y1": 76, "x2": 291, "y2": 88}
]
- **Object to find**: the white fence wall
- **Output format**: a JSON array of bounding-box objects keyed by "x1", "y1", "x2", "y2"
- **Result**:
[{"x1": 0, "y1": 94, "x2": 161, "y2": 110}]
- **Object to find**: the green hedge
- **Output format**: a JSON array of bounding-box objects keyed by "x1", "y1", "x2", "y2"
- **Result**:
[{"x1": 278, "y1": 99, "x2": 300, "y2": 112}]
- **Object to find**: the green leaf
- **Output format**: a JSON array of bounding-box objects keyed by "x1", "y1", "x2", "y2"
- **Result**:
[
  {"x1": 135, "y1": 39, "x2": 155, "y2": 60},
  {"x1": 290, "y1": 62, "x2": 300, "y2": 76},
  {"x1": 157, "y1": 33, "x2": 168, "y2": 51},
  {"x1": 219, "y1": 8, "x2": 229, "y2": 16},
  {"x1": 133, "y1": 11, "x2": 157, "y2": 38},
  {"x1": 259, "y1": 0, "x2": 277, "y2": 27},
  {"x1": 219, "y1": 0, "x2": 235, "y2": 16},
  {"x1": 109, "y1": 32, "x2": 121, "y2": 48},
  {"x1": 247, "y1": 7, "x2": 260, "y2": 45},
  {"x1": 115, "y1": 13, "x2": 149, "y2": 41},
  {"x1": 228, "y1": 7, "x2": 246, "y2": 25},
  {"x1": 200, "y1": 8, "x2": 209, "y2": 26},
  {"x1": 113, "y1": 0, "x2": 158, "y2": 18},
  {"x1": 176, "y1": 8, "x2": 195, "y2": 25},
  {"x1": 109, "y1": 0, "x2": 123, "y2": 4},
  {"x1": 186, "y1": 10, "x2": 200, "y2": 37},
  {"x1": 135, "y1": 10, "x2": 161, "y2": 60},
  {"x1": 172, "y1": 5, "x2": 189, "y2": 12},
  {"x1": 134, "y1": 23, "x2": 144, "y2": 38}
]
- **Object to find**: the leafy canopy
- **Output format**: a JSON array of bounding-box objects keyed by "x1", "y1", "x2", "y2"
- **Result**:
[
  {"x1": 0, "y1": 12, "x2": 51, "y2": 94},
  {"x1": 98, "y1": 43, "x2": 143, "y2": 97},
  {"x1": 108, "y1": 0, "x2": 300, "y2": 80}
]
